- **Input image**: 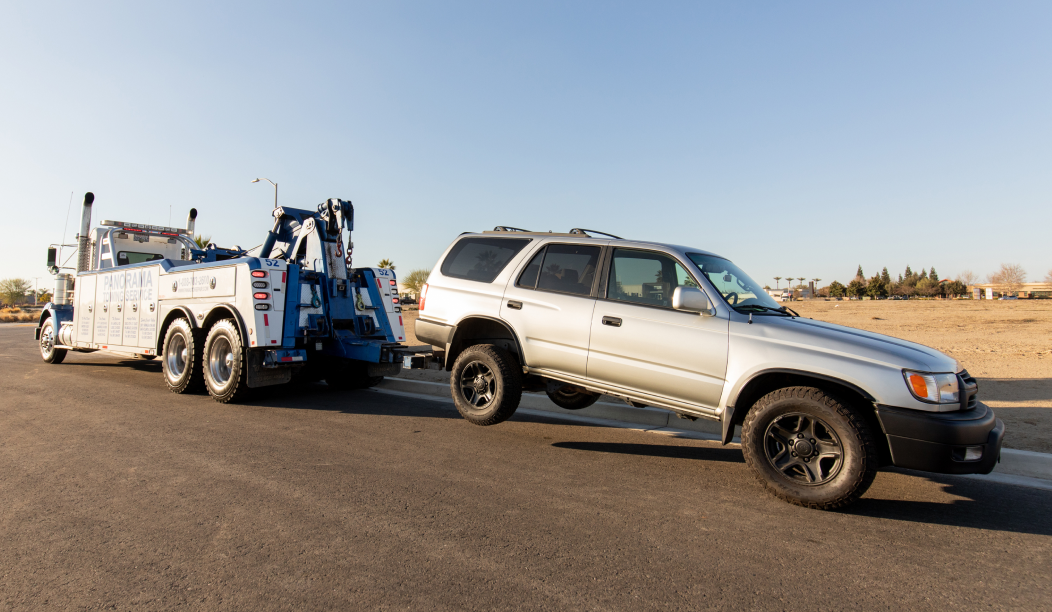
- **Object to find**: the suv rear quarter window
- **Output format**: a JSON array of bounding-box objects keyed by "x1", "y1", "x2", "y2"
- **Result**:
[
  {"x1": 517, "y1": 243, "x2": 601, "y2": 296},
  {"x1": 440, "y1": 237, "x2": 531, "y2": 283}
]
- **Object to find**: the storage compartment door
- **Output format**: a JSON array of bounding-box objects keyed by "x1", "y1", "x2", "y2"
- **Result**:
[{"x1": 73, "y1": 274, "x2": 97, "y2": 346}]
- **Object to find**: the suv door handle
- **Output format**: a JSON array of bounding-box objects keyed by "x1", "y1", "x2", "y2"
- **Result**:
[
  {"x1": 507, "y1": 300, "x2": 523, "y2": 310},
  {"x1": 602, "y1": 316, "x2": 622, "y2": 327}
]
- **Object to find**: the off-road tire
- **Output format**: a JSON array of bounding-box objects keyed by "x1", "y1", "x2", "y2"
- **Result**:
[
  {"x1": 326, "y1": 361, "x2": 384, "y2": 390},
  {"x1": 741, "y1": 386, "x2": 878, "y2": 510},
  {"x1": 546, "y1": 386, "x2": 599, "y2": 410},
  {"x1": 202, "y1": 319, "x2": 250, "y2": 403},
  {"x1": 39, "y1": 318, "x2": 67, "y2": 364},
  {"x1": 162, "y1": 318, "x2": 204, "y2": 394},
  {"x1": 450, "y1": 344, "x2": 522, "y2": 426}
]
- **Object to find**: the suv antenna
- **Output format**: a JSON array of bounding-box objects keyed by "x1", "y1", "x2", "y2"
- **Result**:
[{"x1": 569, "y1": 228, "x2": 622, "y2": 239}]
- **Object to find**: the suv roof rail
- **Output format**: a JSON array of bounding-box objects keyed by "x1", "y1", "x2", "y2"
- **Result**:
[
  {"x1": 492, "y1": 226, "x2": 531, "y2": 232},
  {"x1": 569, "y1": 228, "x2": 622, "y2": 240}
]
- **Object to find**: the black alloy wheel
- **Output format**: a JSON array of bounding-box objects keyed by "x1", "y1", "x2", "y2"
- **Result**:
[
  {"x1": 450, "y1": 344, "x2": 522, "y2": 426},
  {"x1": 763, "y1": 413, "x2": 844, "y2": 485}
]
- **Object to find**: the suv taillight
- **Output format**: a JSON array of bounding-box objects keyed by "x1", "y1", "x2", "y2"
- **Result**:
[{"x1": 419, "y1": 283, "x2": 428, "y2": 311}]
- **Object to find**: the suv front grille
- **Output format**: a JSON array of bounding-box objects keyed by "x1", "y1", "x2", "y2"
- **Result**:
[{"x1": 959, "y1": 369, "x2": 979, "y2": 411}]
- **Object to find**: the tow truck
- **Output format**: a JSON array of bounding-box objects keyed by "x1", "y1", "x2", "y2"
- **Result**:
[{"x1": 36, "y1": 192, "x2": 434, "y2": 402}]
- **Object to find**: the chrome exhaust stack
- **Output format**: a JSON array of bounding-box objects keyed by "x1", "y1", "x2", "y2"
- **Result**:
[
  {"x1": 186, "y1": 207, "x2": 197, "y2": 238},
  {"x1": 75, "y1": 192, "x2": 94, "y2": 273}
]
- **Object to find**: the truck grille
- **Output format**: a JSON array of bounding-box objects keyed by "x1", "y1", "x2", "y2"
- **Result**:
[{"x1": 959, "y1": 369, "x2": 978, "y2": 411}]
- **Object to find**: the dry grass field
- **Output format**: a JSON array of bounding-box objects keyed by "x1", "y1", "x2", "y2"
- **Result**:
[{"x1": 402, "y1": 300, "x2": 1052, "y2": 453}]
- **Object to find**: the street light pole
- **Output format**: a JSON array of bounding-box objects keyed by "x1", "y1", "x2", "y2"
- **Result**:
[{"x1": 251, "y1": 178, "x2": 278, "y2": 209}]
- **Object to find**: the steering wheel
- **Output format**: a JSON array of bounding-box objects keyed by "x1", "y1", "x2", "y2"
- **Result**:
[{"x1": 726, "y1": 292, "x2": 739, "y2": 305}]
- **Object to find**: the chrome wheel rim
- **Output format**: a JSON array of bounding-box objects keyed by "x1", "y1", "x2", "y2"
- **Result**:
[
  {"x1": 764, "y1": 413, "x2": 844, "y2": 486},
  {"x1": 167, "y1": 334, "x2": 188, "y2": 379},
  {"x1": 459, "y1": 361, "x2": 495, "y2": 408},
  {"x1": 39, "y1": 324, "x2": 54, "y2": 357},
  {"x1": 208, "y1": 336, "x2": 234, "y2": 387}
]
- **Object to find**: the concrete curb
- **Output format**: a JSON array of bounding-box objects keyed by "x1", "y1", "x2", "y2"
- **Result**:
[{"x1": 378, "y1": 377, "x2": 1052, "y2": 484}]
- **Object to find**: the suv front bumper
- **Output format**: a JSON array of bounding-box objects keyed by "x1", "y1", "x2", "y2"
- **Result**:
[{"x1": 875, "y1": 404, "x2": 1005, "y2": 475}]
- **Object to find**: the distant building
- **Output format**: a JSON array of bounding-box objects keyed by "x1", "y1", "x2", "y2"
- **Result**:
[{"x1": 971, "y1": 282, "x2": 1052, "y2": 299}]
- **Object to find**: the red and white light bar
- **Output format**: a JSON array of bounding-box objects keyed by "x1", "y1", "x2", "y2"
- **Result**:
[{"x1": 101, "y1": 220, "x2": 191, "y2": 236}]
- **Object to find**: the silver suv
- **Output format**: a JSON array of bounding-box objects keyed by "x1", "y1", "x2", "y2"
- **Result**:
[{"x1": 416, "y1": 228, "x2": 1004, "y2": 509}]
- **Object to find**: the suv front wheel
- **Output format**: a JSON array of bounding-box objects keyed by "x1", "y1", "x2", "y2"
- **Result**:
[
  {"x1": 741, "y1": 386, "x2": 878, "y2": 510},
  {"x1": 450, "y1": 344, "x2": 522, "y2": 426}
]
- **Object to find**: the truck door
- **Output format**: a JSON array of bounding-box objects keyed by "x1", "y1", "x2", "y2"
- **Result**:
[
  {"x1": 122, "y1": 269, "x2": 141, "y2": 347},
  {"x1": 74, "y1": 274, "x2": 97, "y2": 346},
  {"x1": 137, "y1": 265, "x2": 159, "y2": 348},
  {"x1": 586, "y1": 248, "x2": 729, "y2": 409},
  {"x1": 106, "y1": 272, "x2": 126, "y2": 346},
  {"x1": 93, "y1": 273, "x2": 112, "y2": 346}
]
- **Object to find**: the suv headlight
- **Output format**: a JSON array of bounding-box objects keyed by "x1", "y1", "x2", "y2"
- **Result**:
[{"x1": 902, "y1": 370, "x2": 959, "y2": 404}]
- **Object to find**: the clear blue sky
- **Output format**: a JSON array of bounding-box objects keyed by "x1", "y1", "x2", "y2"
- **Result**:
[{"x1": 2, "y1": 1, "x2": 1049, "y2": 292}]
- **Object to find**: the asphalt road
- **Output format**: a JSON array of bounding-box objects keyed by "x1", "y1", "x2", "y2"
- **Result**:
[{"x1": 2, "y1": 324, "x2": 1050, "y2": 611}]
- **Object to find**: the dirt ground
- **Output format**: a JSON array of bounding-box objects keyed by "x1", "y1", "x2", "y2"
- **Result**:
[{"x1": 399, "y1": 300, "x2": 1052, "y2": 453}]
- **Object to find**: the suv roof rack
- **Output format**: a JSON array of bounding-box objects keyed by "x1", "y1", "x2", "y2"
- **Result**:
[
  {"x1": 569, "y1": 228, "x2": 622, "y2": 240},
  {"x1": 492, "y1": 226, "x2": 531, "y2": 232}
]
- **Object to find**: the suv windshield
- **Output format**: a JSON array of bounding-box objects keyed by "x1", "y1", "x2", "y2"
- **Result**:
[{"x1": 687, "y1": 253, "x2": 781, "y2": 310}]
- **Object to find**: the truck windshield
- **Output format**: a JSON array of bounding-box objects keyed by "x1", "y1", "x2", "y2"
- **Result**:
[{"x1": 687, "y1": 253, "x2": 781, "y2": 310}]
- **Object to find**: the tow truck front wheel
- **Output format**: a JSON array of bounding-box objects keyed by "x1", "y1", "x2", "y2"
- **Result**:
[
  {"x1": 162, "y1": 318, "x2": 204, "y2": 394},
  {"x1": 39, "y1": 318, "x2": 67, "y2": 364},
  {"x1": 203, "y1": 319, "x2": 249, "y2": 404},
  {"x1": 741, "y1": 386, "x2": 878, "y2": 510}
]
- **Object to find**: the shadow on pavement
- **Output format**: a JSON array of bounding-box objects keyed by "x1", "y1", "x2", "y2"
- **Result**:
[{"x1": 550, "y1": 441, "x2": 744, "y2": 463}]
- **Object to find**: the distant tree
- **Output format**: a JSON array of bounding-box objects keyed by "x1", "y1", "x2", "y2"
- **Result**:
[
  {"x1": 946, "y1": 280, "x2": 966, "y2": 297},
  {"x1": 193, "y1": 235, "x2": 212, "y2": 249},
  {"x1": 916, "y1": 277, "x2": 939, "y2": 297},
  {"x1": 957, "y1": 270, "x2": 978, "y2": 287},
  {"x1": 881, "y1": 267, "x2": 891, "y2": 286},
  {"x1": 904, "y1": 265, "x2": 913, "y2": 280},
  {"x1": 866, "y1": 274, "x2": 889, "y2": 298},
  {"x1": 0, "y1": 278, "x2": 32, "y2": 306},
  {"x1": 401, "y1": 269, "x2": 431, "y2": 298},
  {"x1": 988, "y1": 263, "x2": 1026, "y2": 296},
  {"x1": 36, "y1": 290, "x2": 53, "y2": 304},
  {"x1": 378, "y1": 259, "x2": 396, "y2": 270},
  {"x1": 918, "y1": 268, "x2": 928, "y2": 281},
  {"x1": 773, "y1": 276, "x2": 782, "y2": 289},
  {"x1": 828, "y1": 281, "x2": 846, "y2": 298},
  {"x1": 763, "y1": 284, "x2": 771, "y2": 291},
  {"x1": 929, "y1": 267, "x2": 939, "y2": 284},
  {"x1": 846, "y1": 278, "x2": 867, "y2": 298},
  {"x1": 856, "y1": 265, "x2": 864, "y2": 279},
  {"x1": 1045, "y1": 270, "x2": 1052, "y2": 285}
]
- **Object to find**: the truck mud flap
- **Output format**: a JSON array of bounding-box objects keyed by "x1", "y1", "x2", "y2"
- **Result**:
[{"x1": 246, "y1": 350, "x2": 293, "y2": 388}]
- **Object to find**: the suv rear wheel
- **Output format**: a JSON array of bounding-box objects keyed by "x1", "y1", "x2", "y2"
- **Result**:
[
  {"x1": 450, "y1": 344, "x2": 522, "y2": 426},
  {"x1": 741, "y1": 386, "x2": 877, "y2": 510}
]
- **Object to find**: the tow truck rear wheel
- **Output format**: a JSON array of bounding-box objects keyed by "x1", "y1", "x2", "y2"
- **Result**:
[
  {"x1": 741, "y1": 386, "x2": 878, "y2": 510},
  {"x1": 203, "y1": 319, "x2": 249, "y2": 403},
  {"x1": 162, "y1": 318, "x2": 204, "y2": 394},
  {"x1": 450, "y1": 344, "x2": 522, "y2": 426},
  {"x1": 39, "y1": 318, "x2": 67, "y2": 364}
]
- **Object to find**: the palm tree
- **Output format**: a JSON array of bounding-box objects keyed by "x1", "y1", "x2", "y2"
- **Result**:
[
  {"x1": 193, "y1": 235, "x2": 212, "y2": 249},
  {"x1": 378, "y1": 259, "x2": 396, "y2": 270},
  {"x1": 773, "y1": 276, "x2": 782, "y2": 289}
]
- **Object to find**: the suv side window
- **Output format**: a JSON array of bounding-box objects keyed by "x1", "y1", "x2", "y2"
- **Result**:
[
  {"x1": 516, "y1": 244, "x2": 601, "y2": 296},
  {"x1": 606, "y1": 248, "x2": 697, "y2": 308},
  {"x1": 440, "y1": 237, "x2": 531, "y2": 283}
]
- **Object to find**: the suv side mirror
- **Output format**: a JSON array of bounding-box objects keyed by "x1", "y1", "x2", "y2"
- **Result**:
[
  {"x1": 672, "y1": 286, "x2": 712, "y2": 314},
  {"x1": 47, "y1": 247, "x2": 57, "y2": 268}
]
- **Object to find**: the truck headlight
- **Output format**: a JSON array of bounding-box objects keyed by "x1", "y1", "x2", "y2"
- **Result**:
[{"x1": 903, "y1": 370, "x2": 959, "y2": 404}]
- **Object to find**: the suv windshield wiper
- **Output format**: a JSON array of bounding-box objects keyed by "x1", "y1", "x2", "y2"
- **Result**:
[{"x1": 734, "y1": 304, "x2": 796, "y2": 317}]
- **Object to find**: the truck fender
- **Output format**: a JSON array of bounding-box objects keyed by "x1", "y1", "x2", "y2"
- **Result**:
[
  {"x1": 155, "y1": 306, "x2": 199, "y2": 354},
  {"x1": 201, "y1": 303, "x2": 250, "y2": 346},
  {"x1": 721, "y1": 368, "x2": 877, "y2": 445}
]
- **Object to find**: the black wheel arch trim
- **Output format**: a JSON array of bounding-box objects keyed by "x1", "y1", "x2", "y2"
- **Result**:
[
  {"x1": 722, "y1": 368, "x2": 877, "y2": 445},
  {"x1": 445, "y1": 315, "x2": 526, "y2": 370}
]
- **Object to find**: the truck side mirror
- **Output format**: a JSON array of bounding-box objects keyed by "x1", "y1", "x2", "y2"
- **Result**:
[
  {"x1": 47, "y1": 247, "x2": 57, "y2": 268},
  {"x1": 672, "y1": 286, "x2": 712, "y2": 315}
]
